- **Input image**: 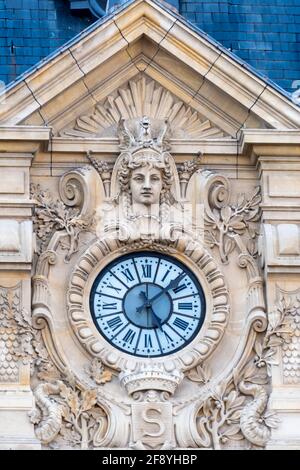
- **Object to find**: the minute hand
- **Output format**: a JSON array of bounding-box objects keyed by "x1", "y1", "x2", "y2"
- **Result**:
[{"x1": 136, "y1": 272, "x2": 186, "y2": 313}]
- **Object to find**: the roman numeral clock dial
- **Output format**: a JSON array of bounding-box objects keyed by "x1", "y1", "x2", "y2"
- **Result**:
[{"x1": 89, "y1": 252, "x2": 206, "y2": 358}]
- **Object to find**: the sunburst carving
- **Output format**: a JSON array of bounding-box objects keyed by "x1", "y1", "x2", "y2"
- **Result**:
[{"x1": 60, "y1": 77, "x2": 226, "y2": 139}]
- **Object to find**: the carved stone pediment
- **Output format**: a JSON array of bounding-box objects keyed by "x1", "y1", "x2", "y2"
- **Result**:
[{"x1": 60, "y1": 77, "x2": 227, "y2": 140}]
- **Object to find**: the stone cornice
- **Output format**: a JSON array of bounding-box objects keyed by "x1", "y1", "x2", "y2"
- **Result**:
[
  {"x1": 239, "y1": 129, "x2": 300, "y2": 164},
  {"x1": 0, "y1": 127, "x2": 50, "y2": 141},
  {"x1": 49, "y1": 137, "x2": 237, "y2": 155},
  {"x1": 241, "y1": 129, "x2": 300, "y2": 146}
]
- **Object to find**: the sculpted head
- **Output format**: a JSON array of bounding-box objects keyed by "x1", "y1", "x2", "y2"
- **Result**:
[
  {"x1": 118, "y1": 150, "x2": 173, "y2": 207},
  {"x1": 130, "y1": 165, "x2": 162, "y2": 205}
]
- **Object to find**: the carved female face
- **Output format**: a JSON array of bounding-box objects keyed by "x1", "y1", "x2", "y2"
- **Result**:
[{"x1": 129, "y1": 165, "x2": 163, "y2": 205}]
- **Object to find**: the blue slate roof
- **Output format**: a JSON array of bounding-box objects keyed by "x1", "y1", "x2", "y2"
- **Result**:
[
  {"x1": 0, "y1": 0, "x2": 94, "y2": 86},
  {"x1": 181, "y1": 0, "x2": 300, "y2": 93},
  {"x1": 0, "y1": 0, "x2": 299, "y2": 95}
]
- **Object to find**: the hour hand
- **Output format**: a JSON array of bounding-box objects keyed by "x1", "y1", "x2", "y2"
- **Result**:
[
  {"x1": 137, "y1": 291, "x2": 163, "y2": 330},
  {"x1": 139, "y1": 290, "x2": 147, "y2": 302},
  {"x1": 136, "y1": 290, "x2": 148, "y2": 313}
]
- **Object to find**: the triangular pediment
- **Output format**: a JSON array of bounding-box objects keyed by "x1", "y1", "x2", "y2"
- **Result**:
[{"x1": 0, "y1": 0, "x2": 299, "y2": 137}]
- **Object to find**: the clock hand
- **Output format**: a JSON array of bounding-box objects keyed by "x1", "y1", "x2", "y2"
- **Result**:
[
  {"x1": 138, "y1": 291, "x2": 163, "y2": 331},
  {"x1": 146, "y1": 283, "x2": 149, "y2": 328},
  {"x1": 136, "y1": 272, "x2": 186, "y2": 313},
  {"x1": 139, "y1": 290, "x2": 148, "y2": 304},
  {"x1": 149, "y1": 305, "x2": 163, "y2": 331}
]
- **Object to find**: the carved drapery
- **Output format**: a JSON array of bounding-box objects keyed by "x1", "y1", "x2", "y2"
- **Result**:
[
  {"x1": 272, "y1": 290, "x2": 300, "y2": 385},
  {"x1": 0, "y1": 285, "x2": 23, "y2": 383},
  {"x1": 0, "y1": 284, "x2": 40, "y2": 385}
]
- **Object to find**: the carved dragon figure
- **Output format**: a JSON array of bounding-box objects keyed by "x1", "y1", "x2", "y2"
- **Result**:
[
  {"x1": 239, "y1": 380, "x2": 270, "y2": 447},
  {"x1": 30, "y1": 381, "x2": 64, "y2": 444}
]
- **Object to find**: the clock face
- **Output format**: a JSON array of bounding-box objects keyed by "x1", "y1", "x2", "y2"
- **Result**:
[{"x1": 89, "y1": 252, "x2": 206, "y2": 358}]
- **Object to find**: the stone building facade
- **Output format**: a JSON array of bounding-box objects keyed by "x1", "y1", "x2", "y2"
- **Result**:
[{"x1": 0, "y1": 0, "x2": 299, "y2": 450}]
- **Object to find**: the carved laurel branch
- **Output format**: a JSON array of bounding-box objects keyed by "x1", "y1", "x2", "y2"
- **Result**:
[
  {"x1": 30, "y1": 375, "x2": 109, "y2": 449},
  {"x1": 257, "y1": 295, "x2": 295, "y2": 376},
  {"x1": 31, "y1": 182, "x2": 93, "y2": 262},
  {"x1": 30, "y1": 368, "x2": 131, "y2": 449},
  {"x1": 202, "y1": 172, "x2": 261, "y2": 264},
  {"x1": 176, "y1": 296, "x2": 294, "y2": 449},
  {"x1": 28, "y1": 324, "x2": 114, "y2": 449},
  {"x1": 30, "y1": 290, "x2": 131, "y2": 449},
  {"x1": 234, "y1": 296, "x2": 294, "y2": 448},
  {"x1": 176, "y1": 362, "x2": 269, "y2": 449},
  {"x1": 67, "y1": 234, "x2": 230, "y2": 374},
  {"x1": 29, "y1": 278, "x2": 123, "y2": 450}
]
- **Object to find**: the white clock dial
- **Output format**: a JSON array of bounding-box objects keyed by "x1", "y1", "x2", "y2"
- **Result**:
[{"x1": 89, "y1": 252, "x2": 206, "y2": 357}]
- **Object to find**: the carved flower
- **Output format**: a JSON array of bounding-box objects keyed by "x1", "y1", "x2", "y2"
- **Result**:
[{"x1": 259, "y1": 411, "x2": 280, "y2": 429}]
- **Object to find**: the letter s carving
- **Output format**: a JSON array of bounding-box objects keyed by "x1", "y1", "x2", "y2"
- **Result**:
[{"x1": 142, "y1": 407, "x2": 165, "y2": 438}]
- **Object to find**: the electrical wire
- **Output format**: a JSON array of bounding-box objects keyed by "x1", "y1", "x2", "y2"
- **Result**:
[
  {"x1": 187, "y1": 49, "x2": 224, "y2": 106},
  {"x1": 233, "y1": 82, "x2": 269, "y2": 179},
  {"x1": 68, "y1": 47, "x2": 98, "y2": 105},
  {"x1": 113, "y1": 18, "x2": 142, "y2": 74},
  {"x1": 142, "y1": 18, "x2": 178, "y2": 73},
  {"x1": 24, "y1": 79, "x2": 55, "y2": 176},
  {"x1": 24, "y1": 79, "x2": 47, "y2": 126}
]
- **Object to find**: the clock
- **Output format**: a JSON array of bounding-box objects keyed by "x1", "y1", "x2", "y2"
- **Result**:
[{"x1": 89, "y1": 251, "x2": 206, "y2": 358}]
